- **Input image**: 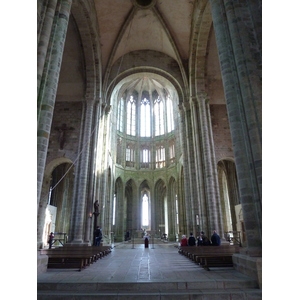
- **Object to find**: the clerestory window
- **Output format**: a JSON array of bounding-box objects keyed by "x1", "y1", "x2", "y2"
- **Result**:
[
  {"x1": 140, "y1": 97, "x2": 151, "y2": 137},
  {"x1": 166, "y1": 94, "x2": 174, "y2": 132},
  {"x1": 154, "y1": 96, "x2": 164, "y2": 136},
  {"x1": 155, "y1": 144, "x2": 165, "y2": 168},
  {"x1": 117, "y1": 97, "x2": 124, "y2": 132},
  {"x1": 140, "y1": 147, "x2": 150, "y2": 169},
  {"x1": 126, "y1": 143, "x2": 135, "y2": 167},
  {"x1": 169, "y1": 139, "x2": 175, "y2": 164},
  {"x1": 127, "y1": 96, "x2": 136, "y2": 136}
]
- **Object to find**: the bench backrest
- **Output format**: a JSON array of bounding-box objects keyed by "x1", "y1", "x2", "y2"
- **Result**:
[
  {"x1": 40, "y1": 246, "x2": 111, "y2": 255},
  {"x1": 179, "y1": 245, "x2": 240, "y2": 254}
]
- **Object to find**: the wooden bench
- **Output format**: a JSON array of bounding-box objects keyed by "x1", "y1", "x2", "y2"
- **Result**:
[
  {"x1": 40, "y1": 245, "x2": 112, "y2": 271},
  {"x1": 178, "y1": 244, "x2": 240, "y2": 270},
  {"x1": 49, "y1": 232, "x2": 67, "y2": 247}
]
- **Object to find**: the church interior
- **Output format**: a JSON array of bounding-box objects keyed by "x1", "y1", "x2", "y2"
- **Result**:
[{"x1": 37, "y1": 0, "x2": 262, "y2": 298}]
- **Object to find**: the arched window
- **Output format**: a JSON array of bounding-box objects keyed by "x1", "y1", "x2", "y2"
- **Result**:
[
  {"x1": 127, "y1": 96, "x2": 136, "y2": 136},
  {"x1": 140, "y1": 147, "x2": 150, "y2": 169},
  {"x1": 155, "y1": 144, "x2": 165, "y2": 168},
  {"x1": 113, "y1": 194, "x2": 116, "y2": 225},
  {"x1": 166, "y1": 95, "x2": 174, "y2": 132},
  {"x1": 140, "y1": 97, "x2": 151, "y2": 137},
  {"x1": 142, "y1": 193, "x2": 149, "y2": 226},
  {"x1": 169, "y1": 139, "x2": 175, "y2": 164},
  {"x1": 154, "y1": 96, "x2": 164, "y2": 136},
  {"x1": 117, "y1": 97, "x2": 124, "y2": 132},
  {"x1": 126, "y1": 143, "x2": 135, "y2": 167}
]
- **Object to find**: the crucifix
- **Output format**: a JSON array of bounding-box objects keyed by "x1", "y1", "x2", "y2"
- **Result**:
[{"x1": 55, "y1": 123, "x2": 74, "y2": 150}]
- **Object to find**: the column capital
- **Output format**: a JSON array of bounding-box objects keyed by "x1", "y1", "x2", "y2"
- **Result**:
[
  {"x1": 182, "y1": 101, "x2": 191, "y2": 112},
  {"x1": 189, "y1": 96, "x2": 198, "y2": 106},
  {"x1": 198, "y1": 92, "x2": 210, "y2": 103}
]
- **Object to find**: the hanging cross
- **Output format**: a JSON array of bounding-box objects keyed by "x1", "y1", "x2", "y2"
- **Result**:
[{"x1": 55, "y1": 123, "x2": 74, "y2": 150}]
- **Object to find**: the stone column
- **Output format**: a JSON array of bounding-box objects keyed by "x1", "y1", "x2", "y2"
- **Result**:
[
  {"x1": 97, "y1": 105, "x2": 111, "y2": 231},
  {"x1": 210, "y1": 0, "x2": 262, "y2": 253},
  {"x1": 204, "y1": 97, "x2": 224, "y2": 236},
  {"x1": 71, "y1": 99, "x2": 95, "y2": 244},
  {"x1": 37, "y1": 0, "x2": 72, "y2": 214},
  {"x1": 190, "y1": 97, "x2": 207, "y2": 232},
  {"x1": 193, "y1": 93, "x2": 223, "y2": 236},
  {"x1": 180, "y1": 102, "x2": 198, "y2": 233},
  {"x1": 226, "y1": 161, "x2": 240, "y2": 231},
  {"x1": 37, "y1": 0, "x2": 58, "y2": 95},
  {"x1": 84, "y1": 101, "x2": 101, "y2": 244}
]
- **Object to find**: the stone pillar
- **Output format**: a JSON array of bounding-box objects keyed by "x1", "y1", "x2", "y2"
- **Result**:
[
  {"x1": 37, "y1": 0, "x2": 58, "y2": 95},
  {"x1": 226, "y1": 161, "x2": 240, "y2": 230},
  {"x1": 210, "y1": 0, "x2": 262, "y2": 253},
  {"x1": 37, "y1": 0, "x2": 72, "y2": 214},
  {"x1": 190, "y1": 97, "x2": 207, "y2": 233},
  {"x1": 178, "y1": 103, "x2": 193, "y2": 232},
  {"x1": 71, "y1": 99, "x2": 95, "y2": 244},
  {"x1": 192, "y1": 93, "x2": 223, "y2": 236},
  {"x1": 93, "y1": 104, "x2": 111, "y2": 236},
  {"x1": 84, "y1": 101, "x2": 101, "y2": 244},
  {"x1": 199, "y1": 94, "x2": 224, "y2": 237}
]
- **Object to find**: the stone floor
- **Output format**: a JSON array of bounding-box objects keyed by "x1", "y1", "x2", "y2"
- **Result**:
[{"x1": 37, "y1": 240, "x2": 262, "y2": 299}]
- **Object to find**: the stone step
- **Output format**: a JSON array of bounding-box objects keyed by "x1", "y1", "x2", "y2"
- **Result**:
[
  {"x1": 37, "y1": 278, "x2": 261, "y2": 299},
  {"x1": 37, "y1": 288, "x2": 262, "y2": 299},
  {"x1": 38, "y1": 278, "x2": 258, "y2": 292}
]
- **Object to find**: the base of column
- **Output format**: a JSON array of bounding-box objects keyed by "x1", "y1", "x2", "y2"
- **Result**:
[
  {"x1": 232, "y1": 253, "x2": 262, "y2": 289},
  {"x1": 37, "y1": 251, "x2": 48, "y2": 274}
]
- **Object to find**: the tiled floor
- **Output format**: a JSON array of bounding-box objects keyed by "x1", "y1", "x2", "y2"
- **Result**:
[{"x1": 37, "y1": 241, "x2": 254, "y2": 284}]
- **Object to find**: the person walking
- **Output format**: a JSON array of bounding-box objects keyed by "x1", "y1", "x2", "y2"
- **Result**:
[{"x1": 144, "y1": 234, "x2": 149, "y2": 248}]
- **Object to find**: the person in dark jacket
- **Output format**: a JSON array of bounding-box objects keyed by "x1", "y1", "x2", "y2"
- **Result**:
[
  {"x1": 200, "y1": 231, "x2": 211, "y2": 246},
  {"x1": 197, "y1": 234, "x2": 203, "y2": 246},
  {"x1": 211, "y1": 230, "x2": 221, "y2": 246},
  {"x1": 95, "y1": 226, "x2": 102, "y2": 246},
  {"x1": 48, "y1": 232, "x2": 54, "y2": 249},
  {"x1": 188, "y1": 232, "x2": 196, "y2": 246}
]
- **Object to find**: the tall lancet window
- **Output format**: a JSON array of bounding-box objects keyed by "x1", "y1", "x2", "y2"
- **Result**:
[
  {"x1": 126, "y1": 143, "x2": 135, "y2": 167},
  {"x1": 142, "y1": 193, "x2": 149, "y2": 226},
  {"x1": 140, "y1": 147, "x2": 150, "y2": 169},
  {"x1": 141, "y1": 97, "x2": 151, "y2": 137},
  {"x1": 169, "y1": 139, "x2": 175, "y2": 164},
  {"x1": 127, "y1": 96, "x2": 136, "y2": 136},
  {"x1": 156, "y1": 144, "x2": 165, "y2": 168},
  {"x1": 154, "y1": 96, "x2": 164, "y2": 136},
  {"x1": 166, "y1": 95, "x2": 174, "y2": 132},
  {"x1": 117, "y1": 97, "x2": 124, "y2": 132}
]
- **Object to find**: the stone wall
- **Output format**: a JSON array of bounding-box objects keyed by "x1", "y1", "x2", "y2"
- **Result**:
[
  {"x1": 47, "y1": 101, "x2": 83, "y2": 164},
  {"x1": 210, "y1": 104, "x2": 234, "y2": 163}
]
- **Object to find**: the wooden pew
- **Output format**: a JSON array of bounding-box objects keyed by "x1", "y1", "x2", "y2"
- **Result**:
[
  {"x1": 40, "y1": 245, "x2": 112, "y2": 271},
  {"x1": 178, "y1": 244, "x2": 240, "y2": 271}
]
